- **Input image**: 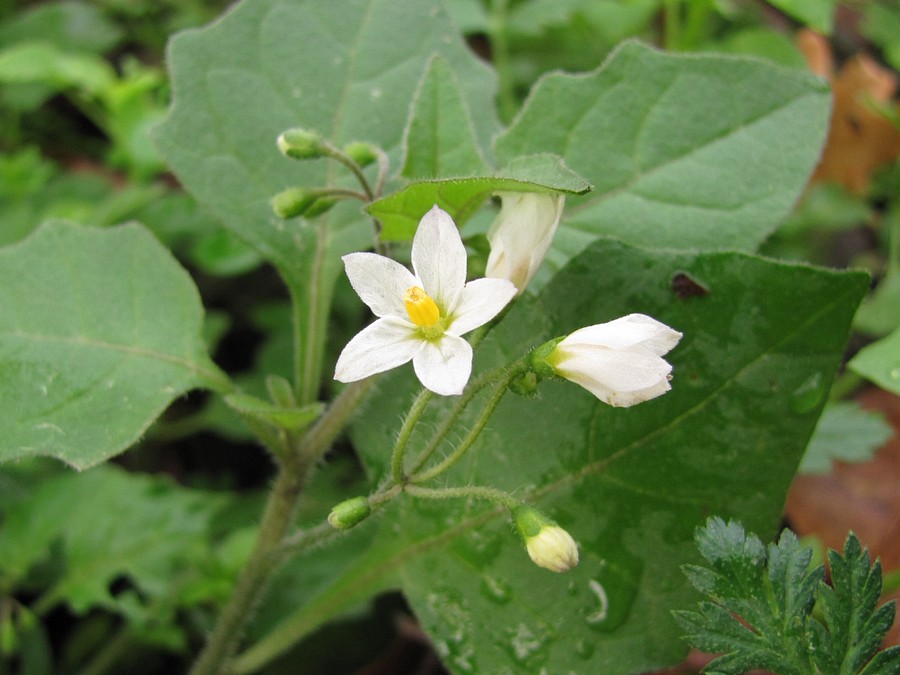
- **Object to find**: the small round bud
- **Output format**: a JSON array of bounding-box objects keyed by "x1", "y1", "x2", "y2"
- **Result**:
[
  {"x1": 342, "y1": 141, "x2": 379, "y2": 168},
  {"x1": 277, "y1": 128, "x2": 326, "y2": 160},
  {"x1": 508, "y1": 371, "x2": 538, "y2": 397},
  {"x1": 327, "y1": 496, "x2": 371, "y2": 530},
  {"x1": 512, "y1": 505, "x2": 579, "y2": 572},
  {"x1": 271, "y1": 187, "x2": 315, "y2": 219}
]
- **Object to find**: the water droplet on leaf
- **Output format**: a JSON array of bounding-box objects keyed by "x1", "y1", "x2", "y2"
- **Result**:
[{"x1": 790, "y1": 372, "x2": 826, "y2": 414}]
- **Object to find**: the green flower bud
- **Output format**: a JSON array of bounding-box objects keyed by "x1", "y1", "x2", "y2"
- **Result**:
[
  {"x1": 342, "y1": 141, "x2": 379, "y2": 168},
  {"x1": 512, "y1": 505, "x2": 579, "y2": 572},
  {"x1": 270, "y1": 187, "x2": 315, "y2": 219},
  {"x1": 303, "y1": 196, "x2": 336, "y2": 218},
  {"x1": 277, "y1": 127, "x2": 326, "y2": 160},
  {"x1": 327, "y1": 496, "x2": 371, "y2": 530}
]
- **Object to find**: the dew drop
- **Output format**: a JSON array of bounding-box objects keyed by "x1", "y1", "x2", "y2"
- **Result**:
[
  {"x1": 584, "y1": 579, "x2": 609, "y2": 625},
  {"x1": 790, "y1": 372, "x2": 826, "y2": 414},
  {"x1": 890, "y1": 367, "x2": 900, "y2": 381},
  {"x1": 574, "y1": 638, "x2": 594, "y2": 659},
  {"x1": 479, "y1": 575, "x2": 511, "y2": 604},
  {"x1": 504, "y1": 622, "x2": 549, "y2": 665}
]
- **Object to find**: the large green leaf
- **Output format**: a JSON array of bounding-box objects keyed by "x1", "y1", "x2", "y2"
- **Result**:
[
  {"x1": 0, "y1": 221, "x2": 227, "y2": 469},
  {"x1": 234, "y1": 240, "x2": 866, "y2": 673},
  {"x1": 154, "y1": 0, "x2": 499, "y2": 401},
  {"x1": 401, "y1": 54, "x2": 489, "y2": 179},
  {"x1": 495, "y1": 41, "x2": 831, "y2": 260}
]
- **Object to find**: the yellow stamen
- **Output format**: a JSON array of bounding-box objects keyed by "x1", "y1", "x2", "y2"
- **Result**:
[{"x1": 404, "y1": 286, "x2": 441, "y2": 328}]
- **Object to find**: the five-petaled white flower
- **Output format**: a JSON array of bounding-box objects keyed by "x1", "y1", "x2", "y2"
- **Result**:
[
  {"x1": 335, "y1": 206, "x2": 517, "y2": 396},
  {"x1": 548, "y1": 313, "x2": 682, "y2": 407},
  {"x1": 485, "y1": 191, "x2": 565, "y2": 294}
]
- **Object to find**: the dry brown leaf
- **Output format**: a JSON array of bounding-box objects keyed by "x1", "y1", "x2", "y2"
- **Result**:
[
  {"x1": 786, "y1": 388, "x2": 900, "y2": 646},
  {"x1": 798, "y1": 29, "x2": 900, "y2": 194}
]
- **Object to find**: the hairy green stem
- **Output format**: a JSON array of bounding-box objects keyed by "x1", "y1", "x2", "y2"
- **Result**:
[
  {"x1": 322, "y1": 143, "x2": 375, "y2": 201},
  {"x1": 189, "y1": 378, "x2": 374, "y2": 675},
  {"x1": 410, "y1": 361, "x2": 526, "y2": 484},
  {"x1": 405, "y1": 484, "x2": 519, "y2": 510},
  {"x1": 391, "y1": 388, "x2": 434, "y2": 483},
  {"x1": 408, "y1": 364, "x2": 508, "y2": 475}
]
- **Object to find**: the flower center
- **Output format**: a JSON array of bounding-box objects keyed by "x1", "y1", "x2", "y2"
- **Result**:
[{"x1": 403, "y1": 286, "x2": 441, "y2": 328}]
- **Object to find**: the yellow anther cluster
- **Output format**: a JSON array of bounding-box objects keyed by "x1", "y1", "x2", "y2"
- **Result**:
[{"x1": 403, "y1": 286, "x2": 441, "y2": 328}]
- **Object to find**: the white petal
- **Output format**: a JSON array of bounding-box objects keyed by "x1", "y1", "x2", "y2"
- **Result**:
[
  {"x1": 485, "y1": 192, "x2": 565, "y2": 293},
  {"x1": 554, "y1": 347, "x2": 673, "y2": 407},
  {"x1": 412, "y1": 334, "x2": 473, "y2": 396},
  {"x1": 334, "y1": 317, "x2": 422, "y2": 382},
  {"x1": 449, "y1": 277, "x2": 517, "y2": 335},
  {"x1": 411, "y1": 206, "x2": 467, "y2": 310},
  {"x1": 561, "y1": 314, "x2": 681, "y2": 356},
  {"x1": 343, "y1": 252, "x2": 419, "y2": 318}
]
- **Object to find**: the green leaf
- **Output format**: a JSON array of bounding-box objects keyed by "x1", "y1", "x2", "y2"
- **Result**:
[
  {"x1": 0, "y1": 221, "x2": 229, "y2": 469},
  {"x1": 495, "y1": 41, "x2": 831, "y2": 258},
  {"x1": 676, "y1": 519, "x2": 822, "y2": 675},
  {"x1": 678, "y1": 522, "x2": 899, "y2": 675},
  {"x1": 401, "y1": 55, "x2": 489, "y2": 179},
  {"x1": 0, "y1": 41, "x2": 115, "y2": 94},
  {"x1": 799, "y1": 402, "x2": 894, "y2": 474},
  {"x1": 154, "y1": 0, "x2": 500, "y2": 401},
  {"x1": 236, "y1": 240, "x2": 866, "y2": 673},
  {"x1": 0, "y1": 1, "x2": 123, "y2": 53},
  {"x1": 850, "y1": 328, "x2": 900, "y2": 396},
  {"x1": 855, "y1": 208, "x2": 900, "y2": 337},
  {"x1": 768, "y1": 0, "x2": 837, "y2": 34},
  {"x1": 811, "y1": 533, "x2": 896, "y2": 674},
  {"x1": 862, "y1": 1, "x2": 900, "y2": 72},
  {"x1": 372, "y1": 154, "x2": 591, "y2": 240},
  {"x1": 223, "y1": 393, "x2": 323, "y2": 433},
  {"x1": 0, "y1": 464, "x2": 226, "y2": 621}
]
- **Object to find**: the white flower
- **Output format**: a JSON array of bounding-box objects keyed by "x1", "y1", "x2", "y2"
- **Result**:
[
  {"x1": 549, "y1": 313, "x2": 682, "y2": 407},
  {"x1": 334, "y1": 206, "x2": 517, "y2": 396},
  {"x1": 485, "y1": 192, "x2": 565, "y2": 294}
]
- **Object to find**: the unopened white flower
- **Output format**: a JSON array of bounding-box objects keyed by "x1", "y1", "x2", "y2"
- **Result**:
[
  {"x1": 548, "y1": 313, "x2": 682, "y2": 407},
  {"x1": 512, "y1": 504, "x2": 579, "y2": 573},
  {"x1": 485, "y1": 192, "x2": 565, "y2": 294},
  {"x1": 526, "y1": 524, "x2": 580, "y2": 572},
  {"x1": 334, "y1": 206, "x2": 517, "y2": 396}
]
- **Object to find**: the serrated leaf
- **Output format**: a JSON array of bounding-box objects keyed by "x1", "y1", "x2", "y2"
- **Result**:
[
  {"x1": 799, "y1": 402, "x2": 893, "y2": 474},
  {"x1": 495, "y1": 41, "x2": 831, "y2": 259},
  {"x1": 678, "y1": 519, "x2": 822, "y2": 675},
  {"x1": 812, "y1": 533, "x2": 895, "y2": 674},
  {"x1": 0, "y1": 221, "x2": 228, "y2": 469},
  {"x1": 236, "y1": 241, "x2": 866, "y2": 673},
  {"x1": 849, "y1": 328, "x2": 900, "y2": 395},
  {"x1": 372, "y1": 154, "x2": 591, "y2": 240},
  {"x1": 401, "y1": 55, "x2": 489, "y2": 179},
  {"x1": 861, "y1": 646, "x2": 900, "y2": 675}
]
